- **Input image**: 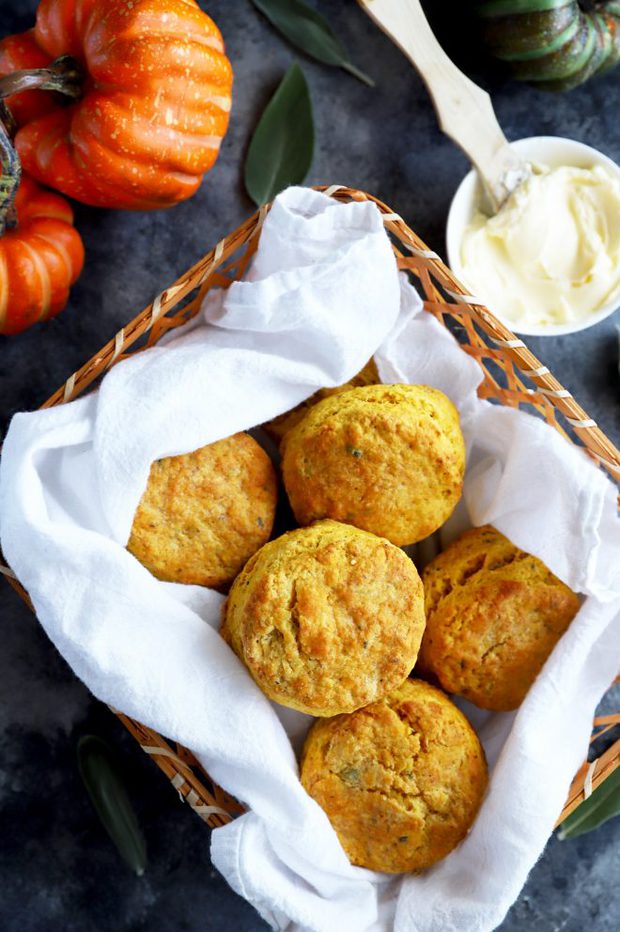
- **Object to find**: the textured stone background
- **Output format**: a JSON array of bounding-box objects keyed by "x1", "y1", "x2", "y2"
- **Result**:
[{"x1": 0, "y1": 1, "x2": 618, "y2": 930}]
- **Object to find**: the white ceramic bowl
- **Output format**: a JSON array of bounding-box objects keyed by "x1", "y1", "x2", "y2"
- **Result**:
[{"x1": 446, "y1": 136, "x2": 620, "y2": 336}]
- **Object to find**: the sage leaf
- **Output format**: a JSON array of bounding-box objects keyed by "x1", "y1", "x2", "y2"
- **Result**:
[
  {"x1": 252, "y1": 0, "x2": 374, "y2": 86},
  {"x1": 77, "y1": 735, "x2": 147, "y2": 876},
  {"x1": 244, "y1": 63, "x2": 314, "y2": 206},
  {"x1": 557, "y1": 766, "x2": 620, "y2": 840}
]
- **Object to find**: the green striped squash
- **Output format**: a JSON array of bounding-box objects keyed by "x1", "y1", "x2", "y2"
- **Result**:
[{"x1": 477, "y1": 1, "x2": 620, "y2": 90}]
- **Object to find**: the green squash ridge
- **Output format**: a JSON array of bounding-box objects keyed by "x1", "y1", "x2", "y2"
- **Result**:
[
  {"x1": 494, "y1": 17, "x2": 580, "y2": 60},
  {"x1": 477, "y1": 0, "x2": 620, "y2": 88},
  {"x1": 522, "y1": 17, "x2": 597, "y2": 80},
  {"x1": 477, "y1": 0, "x2": 574, "y2": 19}
]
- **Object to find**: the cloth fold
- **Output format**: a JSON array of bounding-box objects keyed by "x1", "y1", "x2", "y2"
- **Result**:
[{"x1": 1, "y1": 187, "x2": 618, "y2": 932}]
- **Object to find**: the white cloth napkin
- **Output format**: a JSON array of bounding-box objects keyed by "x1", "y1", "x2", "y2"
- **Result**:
[{"x1": 1, "y1": 187, "x2": 618, "y2": 932}]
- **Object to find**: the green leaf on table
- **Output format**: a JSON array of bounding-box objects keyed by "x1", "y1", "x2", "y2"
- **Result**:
[
  {"x1": 244, "y1": 63, "x2": 314, "y2": 206},
  {"x1": 557, "y1": 766, "x2": 620, "y2": 840},
  {"x1": 77, "y1": 735, "x2": 148, "y2": 876},
  {"x1": 252, "y1": 0, "x2": 374, "y2": 86}
]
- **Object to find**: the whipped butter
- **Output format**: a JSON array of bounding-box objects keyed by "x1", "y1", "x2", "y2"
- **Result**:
[{"x1": 460, "y1": 164, "x2": 620, "y2": 328}]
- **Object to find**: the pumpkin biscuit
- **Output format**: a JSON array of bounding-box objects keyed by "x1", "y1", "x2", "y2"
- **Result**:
[
  {"x1": 281, "y1": 384, "x2": 465, "y2": 546},
  {"x1": 262, "y1": 358, "x2": 379, "y2": 445},
  {"x1": 301, "y1": 679, "x2": 488, "y2": 873},
  {"x1": 419, "y1": 525, "x2": 581, "y2": 711},
  {"x1": 127, "y1": 433, "x2": 277, "y2": 590},
  {"x1": 221, "y1": 520, "x2": 426, "y2": 716}
]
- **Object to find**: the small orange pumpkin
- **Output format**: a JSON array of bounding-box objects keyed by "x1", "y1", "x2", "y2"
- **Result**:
[
  {"x1": 0, "y1": 173, "x2": 84, "y2": 335},
  {"x1": 0, "y1": 0, "x2": 233, "y2": 210}
]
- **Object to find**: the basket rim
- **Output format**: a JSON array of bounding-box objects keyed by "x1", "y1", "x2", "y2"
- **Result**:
[
  {"x1": 1, "y1": 183, "x2": 618, "y2": 832},
  {"x1": 34, "y1": 184, "x2": 620, "y2": 478}
]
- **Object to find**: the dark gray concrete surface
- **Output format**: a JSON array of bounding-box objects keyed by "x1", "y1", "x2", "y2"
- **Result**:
[{"x1": 0, "y1": 2, "x2": 618, "y2": 930}]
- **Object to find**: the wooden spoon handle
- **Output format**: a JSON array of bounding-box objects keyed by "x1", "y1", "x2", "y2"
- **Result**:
[{"x1": 358, "y1": 0, "x2": 526, "y2": 209}]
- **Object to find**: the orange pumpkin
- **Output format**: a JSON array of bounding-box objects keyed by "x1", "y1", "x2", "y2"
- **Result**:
[
  {"x1": 0, "y1": 173, "x2": 84, "y2": 335},
  {"x1": 0, "y1": 32, "x2": 51, "y2": 126},
  {"x1": 0, "y1": 0, "x2": 233, "y2": 210}
]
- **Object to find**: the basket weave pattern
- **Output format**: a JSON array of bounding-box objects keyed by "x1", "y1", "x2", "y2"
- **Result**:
[{"x1": 2, "y1": 186, "x2": 618, "y2": 829}]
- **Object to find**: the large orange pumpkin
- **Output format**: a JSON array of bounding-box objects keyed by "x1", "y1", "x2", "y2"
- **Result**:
[
  {"x1": 0, "y1": 32, "x2": 51, "y2": 126},
  {"x1": 0, "y1": 173, "x2": 84, "y2": 335},
  {"x1": 0, "y1": 0, "x2": 233, "y2": 210}
]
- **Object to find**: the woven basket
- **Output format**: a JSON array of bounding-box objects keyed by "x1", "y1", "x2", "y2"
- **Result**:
[{"x1": 2, "y1": 185, "x2": 619, "y2": 831}]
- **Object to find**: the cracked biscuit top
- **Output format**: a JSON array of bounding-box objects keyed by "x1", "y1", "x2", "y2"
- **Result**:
[
  {"x1": 300, "y1": 678, "x2": 488, "y2": 872},
  {"x1": 221, "y1": 520, "x2": 426, "y2": 716},
  {"x1": 281, "y1": 383, "x2": 465, "y2": 547},
  {"x1": 419, "y1": 525, "x2": 581, "y2": 711},
  {"x1": 127, "y1": 433, "x2": 277, "y2": 590}
]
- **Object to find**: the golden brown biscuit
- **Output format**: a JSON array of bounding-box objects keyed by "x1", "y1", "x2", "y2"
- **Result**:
[
  {"x1": 301, "y1": 678, "x2": 488, "y2": 873},
  {"x1": 419, "y1": 525, "x2": 581, "y2": 711},
  {"x1": 127, "y1": 433, "x2": 277, "y2": 590},
  {"x1": 222, "y1": 520, "x2": 425, "y2": 716},
  {"x1": 281, "y1": 384, "x2": 465, "y2": 547},
  {"x1": 262, "y1": 358, "x2": 379, "y2": 445}
]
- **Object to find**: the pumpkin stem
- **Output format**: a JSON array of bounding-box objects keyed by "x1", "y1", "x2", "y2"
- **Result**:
[
  {"x1": 0, "y1": 105, "x2": 20, "y2": 236},
  {"x1": 0, "y1": 55, "x2": 83, "y2": 101}
]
